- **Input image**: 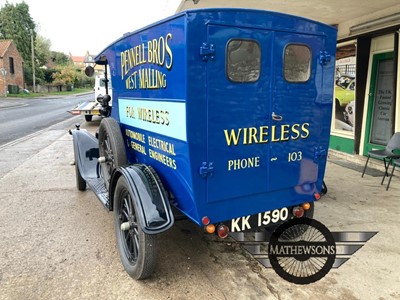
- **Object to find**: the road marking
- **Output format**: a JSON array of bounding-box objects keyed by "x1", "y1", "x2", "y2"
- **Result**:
[
  {"x1": 0, "y1": 103, "x2": 29, "y2": 110},
  {"x1": 0, "y1": 115, "x2": 82, "y2": 151}
]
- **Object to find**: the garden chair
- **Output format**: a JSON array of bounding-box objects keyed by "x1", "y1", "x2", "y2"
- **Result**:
[
  {"x1": 384, "y1": 158, "x2": 400, "y2": 190},
  {"x1": 361, "y1": 132, "x2": 400, "y2": 181}
]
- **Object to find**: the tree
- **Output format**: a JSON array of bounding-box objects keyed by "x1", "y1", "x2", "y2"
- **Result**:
[
  {"x1": 35, "y1": 35, "x2": 51, "y2": 68},
  {"x1": 50, "y1": 51, "x2": 70, "y2": 66},
  {"x1": 0, "y1": 1, "x2": 87, "y2": 90},
  {"x1": 0, "y1": 1, "x2": 36, "y2": 65},
  {"x1": 52, "y1": 65, "x2": 78, "y2": 86}
]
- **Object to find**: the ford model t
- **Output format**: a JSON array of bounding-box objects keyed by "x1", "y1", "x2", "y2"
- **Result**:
[{"x1": 71, "y1": 8, "x2": 337, "y2": 279}]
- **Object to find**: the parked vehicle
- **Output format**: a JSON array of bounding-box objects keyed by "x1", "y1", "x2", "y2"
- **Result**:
[
  {"x1": 68, "y1": 73, "x2": 112, "y2": 122},
  {"x1": 70, "y1": 8, "x2": 337, "y2": 279},
  {"x1": 335, "y1": 75, "x2": 355, "y2": 108}
]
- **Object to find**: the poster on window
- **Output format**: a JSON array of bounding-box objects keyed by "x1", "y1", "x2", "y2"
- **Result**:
[
  {"x1": 370, "y1": 59, "x2": 394, "y2": 145},
  {"x1": 334, "y1": 44, "x2": 356, "y2": 132}
]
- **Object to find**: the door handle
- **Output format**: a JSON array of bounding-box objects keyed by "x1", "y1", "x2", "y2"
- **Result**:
[{"x1": 272, "y1": 112, "x2": 283, "y2": 121}]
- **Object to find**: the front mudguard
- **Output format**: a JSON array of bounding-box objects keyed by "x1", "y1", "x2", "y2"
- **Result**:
[
  {"x1": 71, "y1": 129, "x2": 100, "y2": 181},
  {"x1": 110, "y1": 165, "x2": 174, "y2": 235}
]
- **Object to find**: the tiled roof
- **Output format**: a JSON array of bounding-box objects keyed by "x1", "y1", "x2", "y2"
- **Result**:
[
  {"x1": 71, "y1": 56, "x2": 85, "y2": 63},
  {"x1": 0, "y1": 40, "x2": 12, "y2": 58}
]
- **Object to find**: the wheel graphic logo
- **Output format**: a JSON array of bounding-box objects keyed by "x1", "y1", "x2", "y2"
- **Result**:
[{"x1": 268, "y1": 218, "x2": 336, "y2": 284}]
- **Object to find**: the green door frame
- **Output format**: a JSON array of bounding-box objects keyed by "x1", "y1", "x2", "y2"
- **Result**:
[{"x1": 363, "y1": 51, "x2": 394, "y2": 155}]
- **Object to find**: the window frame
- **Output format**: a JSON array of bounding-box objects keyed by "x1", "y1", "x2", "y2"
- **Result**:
[
  {"x1": 283, "y1": 43, "x2": 312, "y2": 83},
  {"x1": 226, "y1": 38, "x2": 261, "y2": 83}
]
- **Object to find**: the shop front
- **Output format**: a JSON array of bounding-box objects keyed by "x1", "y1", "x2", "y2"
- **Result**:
[{"x1": 330, "y1": 27, "x2": 399, "y2": 157}]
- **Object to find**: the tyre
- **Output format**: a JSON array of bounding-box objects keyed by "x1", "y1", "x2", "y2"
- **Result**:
[
  {"x1": 85, "y1": 115, "x2": 93, "y2": 122},
  {"x1": 98, "y1": 118, "x2": 127, "y2": 189},
  {"x1": 75, "y1": 162, "x2": 86, "y2": 191},
  {"x1": 114, "y1": 176, "x2": 157, "y2": 279}
]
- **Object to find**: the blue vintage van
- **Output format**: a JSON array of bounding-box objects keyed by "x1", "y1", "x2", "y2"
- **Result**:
[{"x1": 72, "y1": 8, "x2": 337, "y2": 279}]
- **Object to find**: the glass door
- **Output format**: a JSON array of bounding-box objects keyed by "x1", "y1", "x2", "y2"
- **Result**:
[{"x1": 363, "y1": 52, "x2": 395, "y2": 154}]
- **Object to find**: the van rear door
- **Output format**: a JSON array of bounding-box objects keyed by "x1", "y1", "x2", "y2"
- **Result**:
[
  {"x1": 206, "y1": 25, "x2": 326, "y2": 204},
  {"x1": 206, "y1": 25, "x2": 271, "y2": 204},
  {"x1": 268, "y1": 32, "x2": 326, "y2": 192}
]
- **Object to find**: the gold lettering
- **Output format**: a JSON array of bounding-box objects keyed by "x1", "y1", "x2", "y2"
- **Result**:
[
  {"x1": 281, "y1": 124, "x2": 290, "y2": 141},
  {"x1": 301, "y1": 123, "x2": 310, "y2": 138},
  {"x1": 158, "y1": 36, "x2": 165, "y2": 65},
  {"x1": 126, "y1": 106, "x2": 135, "y2": 118},
  {"x1": 228, "y1": 156, "x2": 261, "y2": 171},
  {"x1": 271, "y1": 125, "x2": 280, "y2": 142},
  {"x1": 259, "y1": 126, "x2": 269, "y2": 143},
  {"x1": 223, "y1": 123, "x2": 311, "y2": 146},
  {"x1": 130, "y1": 141, "x2": 146, "y2": 155},
  {"x1": 165, "y1": 33, "x2": 173, "y2": 70},
  {"x1": 147, "y1": 40, "x2": 153, "y2": 63},
  {"x1": 152, "y1": 39, "x2": 158, "y2": 64},
  {"x1": 121, "y1": 50, "x2": 127, "y2": 80},
  {"x1": 224, "y1": 128, "x2": 242, "y2": 146},
  {"x1": 149, "y1": 149, "x2": 176, "y2": 170},
  {"x1": 248, "y1": 127, "x2": 258, "y2": 144},
  {"x1": 291, "y1": 124, "x2": 300, "y2": 140}
]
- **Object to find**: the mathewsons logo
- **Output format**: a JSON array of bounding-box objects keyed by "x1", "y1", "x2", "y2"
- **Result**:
[
  {"x1": 268, "y1": 218, "x2": 336, "y2": 284},
  {"x1": 230, "y1": 217, "x2": 377, "y2": 285}
]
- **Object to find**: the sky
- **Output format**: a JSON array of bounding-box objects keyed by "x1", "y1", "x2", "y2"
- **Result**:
[{"x1": 3, "y1": 0, "x2": 182, "y2": 56}]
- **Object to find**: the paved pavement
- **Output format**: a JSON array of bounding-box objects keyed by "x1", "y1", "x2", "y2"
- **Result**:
[{"x1": 0, "y1": 119, "x2": 399, "y2": 299}]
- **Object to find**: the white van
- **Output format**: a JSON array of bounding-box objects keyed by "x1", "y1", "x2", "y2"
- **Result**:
[{"x1": 95, "y1": 74, "x2": 112, "y2": 106}]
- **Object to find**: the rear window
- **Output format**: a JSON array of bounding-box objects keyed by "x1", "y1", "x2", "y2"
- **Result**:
[
  {"x1": 227, "y1": 39, "x2": 260, "y2": 82},
  {"x1": 284, "y1": 44, "x2": 311, "y2": 82}
]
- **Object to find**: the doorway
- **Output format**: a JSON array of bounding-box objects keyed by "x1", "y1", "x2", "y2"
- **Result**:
[{"x1": 363, "y1": 52, "x2": 395, "y2": 154}]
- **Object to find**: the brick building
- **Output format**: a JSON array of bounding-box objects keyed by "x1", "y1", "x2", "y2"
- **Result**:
[{"x1": 0, "y1": 40, "x2": 24, "y2": 95}]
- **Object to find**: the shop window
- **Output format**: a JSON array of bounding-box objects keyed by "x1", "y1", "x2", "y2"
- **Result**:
[
  {"x1": 227, "y1": 39, "x2": 260, "y2": 82},
  {"x1": 284, "y1": 44, "x2": 311, "y2": 82},
  {"x1": 333, "y1": 42, "x2": 356, "y2": 133}
]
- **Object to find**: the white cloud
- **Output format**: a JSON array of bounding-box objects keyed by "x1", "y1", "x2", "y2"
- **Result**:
[{"x1": 4, "y1": 0, "x2": 182, "y2": 55}]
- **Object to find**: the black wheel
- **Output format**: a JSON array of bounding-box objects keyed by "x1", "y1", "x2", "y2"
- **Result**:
[
  {"x1": 98, "y1": 118, "x2": 127, "y2": 189},
  {"x1": 85, "y1": 115, "x2": 93, "y2": 122},
  {"x1": 114, "y1": 176, "x2": 157, "y2": 279},
  {"x1": 75, "y1": 162, "x2": 86, "y2": 191},
  {"x1": 321, "y1": 181, "x2": 328, "y2": 197}
]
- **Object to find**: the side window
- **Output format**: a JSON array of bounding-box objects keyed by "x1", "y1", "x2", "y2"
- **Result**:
[
  {"x1": 227, "y1": 39, "x2": 260, "y2": 83},
  {"x1": 284, "y1": 44, "x2": 311, "y2": 82}
]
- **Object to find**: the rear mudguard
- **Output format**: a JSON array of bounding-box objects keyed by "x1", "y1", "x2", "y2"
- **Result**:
[{"x1": 110, "y1": 165, "x2": 174, "y2": 235}]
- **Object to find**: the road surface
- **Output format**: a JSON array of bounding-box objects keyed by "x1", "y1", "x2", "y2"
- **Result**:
[{"x1": 0, "y1": 93, "x2": 94, "y2": 146}]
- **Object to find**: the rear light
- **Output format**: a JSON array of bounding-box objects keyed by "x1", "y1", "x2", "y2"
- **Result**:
[
  {"x1": 217, "y1": 224, "x2": 229, "y2": 238},
  {"x1": 202, "y1": 216, "x2": 210, "y2": 225},
  {"x1": 205, "y1": 224, "x2": 215, "y2": 234},
  {"x1": 302, "y1": 202, "x2": 311, "y2": 210},
  {"x1": 314, "y1": 192, "x2": 321, "y2": 200},
  {"x1": 292, "y1": 206, "x2": 305, "y2": 218}
]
